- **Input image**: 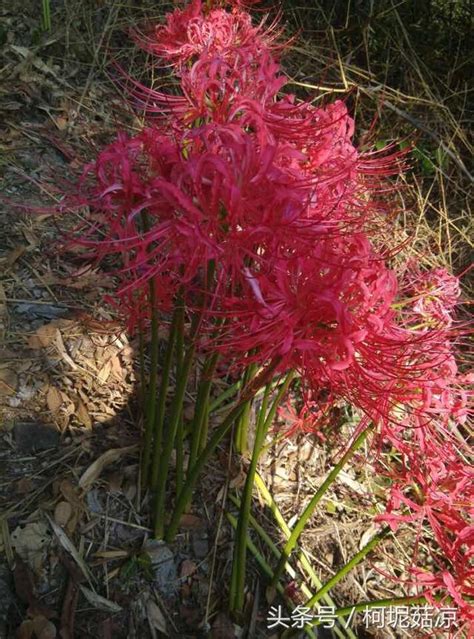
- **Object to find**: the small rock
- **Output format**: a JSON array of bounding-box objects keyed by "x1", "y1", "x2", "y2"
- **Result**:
[
  {"x1": 191, "y1": 530, "x2": 209, "y2": 560},
  {"x1": 143, "y1": 540, "x2": 177, "y2": 591},
  {"x1": 86, "y1": 489, "x2": 103, "y2": 514},
  {"x1": 13, "y1": 422, "x2": 60, "y2": 453},
  {"x1": 14, "y1": 303, "x2": 68, "y2": 320}
]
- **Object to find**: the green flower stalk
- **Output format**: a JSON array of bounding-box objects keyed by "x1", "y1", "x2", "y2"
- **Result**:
[
  {"x1": 230, "y1": 371, "x2": 295, "y2": 612},
  {"x1": 271, "y1": 425, "x2": 373, "y2": 587}
]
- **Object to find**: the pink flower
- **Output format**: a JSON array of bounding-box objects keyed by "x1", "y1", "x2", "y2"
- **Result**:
[{"x1": 133, "y1": 1, "x2": 284, "y2": 69}]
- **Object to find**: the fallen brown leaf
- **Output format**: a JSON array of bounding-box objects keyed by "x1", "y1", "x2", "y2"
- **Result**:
[
  {"x1": 32, "y1": 615, "x2": 57, "y2": 639},
  {"x1": 13, "y1": 557, "x2": 36, "y2": 605},
  {"x1": 0, "y1": 367, "x2": 18, "y2": 395},
  {"x1": 46, "y1": 386, "x2": 63, "y2": 413},
  {"x1": 54, "y1": 501, "x2": 72, "y2": 528},
  {"x1": 78, "y1": 445, "x2": 138, "y2": 492},
  {"x1": 146, "y1": 596, "x2": 168, "y2": 638},
  {"x1": 17, "y1": 620, "x2": 34, "y2": 639},
  {"x1": 179, "y1": 514, "x2": 206, "y2": 530},
  {"x1": 4, "y1": 245, "x2": 26, "y2": 267},
  {"x1": 75, "y1": 399, "x2": 92, "y2": 429},
  {"x1": 29, "y1": 323, "x2": 60, "y2": 349}
]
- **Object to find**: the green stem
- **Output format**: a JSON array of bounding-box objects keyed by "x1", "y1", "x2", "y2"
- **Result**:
[
  {"x1": 153, "y1": 338, "x2": 196, "y2": 538},
  {"x1": 228, "y1": 494, "x2": 312, "y2": 600},
  {"x1": 304, "y1": 526, "x2": 391, "y2": 609},
  {"x1": 140, "y1": 277, "x2": 160, "y2": 489},
  {"x1": 174, "y1": 303, "x2": 185, "y2": 497},
  {"x1": 166, "y1": 398, "x2": 247, "y2": 542},
  {"x1": 226, "y1": 513, "x2": 317, "y2": 639},
  {"x1": 198, "y1": 403, "x2": 211, "y2": 453},
  {"x1": 231, "y1": 384, "x2": 272, "y2": 612},
  {"x1": 176, "y1": 416, "x2": 184, "y2": 496},
  {"x1": 271, "y1": 425, "x2": 372, "y2": 586},
  {"x1": 253, "y1": 474, "x2": 356, "y2": 639},
  {"x1": 150, "y1": 307, "x2": 179, "y2": 489},
  {"x1": 137, "y1": 322, "x2": 146, "y2": 408},
  {"x1": 188, "y1": 353, "x2": 219, "y2": 471},
  {"x1": 228, "y1": 495, "x2": 347, "y2": 639},
  {"x1": 234, "y1": 363, "x2": 257, "y2": 454},
  {"x1": 139, "y1": 210, "x2": 160, "y2": 488},
  {"x1": 42, "y1": 0, "x2": 51, "y2": 30},
  {"x1": 231, "y1": 372, "x2": 295, "y2": 612},
  {"x1": 165, "y1": 358, "x2": 282, "y2": 542},
  {"x1": 209, "y1": 380, "x2": 241, "y2": 413}
]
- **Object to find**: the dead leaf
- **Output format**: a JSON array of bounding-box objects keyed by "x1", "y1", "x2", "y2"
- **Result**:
[
  {"x1": 109, "y1": 355, "x2": 123, "y2": 379},
  {"x1": 17, "y1": 620, "x2": 34, "y2": 639},
  {"x1": 75, "y1": 399, "x2": 92, "y2": 429},
  {"x1": 229, "y1": 470, "x2": 246, "y2": 490},
  {"x1": 0, "y1": 367, "x2": 18, "y2": 395},
  {"x1": 60, "y1": 392, "x2": 75, "y2": 417},
  {"x1": 146, "y1": 596, "x2": 168, "y2": 638},
  {"x1": 13, "y1": 557, "x2": 36, "y2": 605},
  {"x1": 78, "y1": 445, "x2": 138, "y2": 492},
  {"x1": 32, "y1": 615, "x2": 57, "y2": 639},
  {"x1": 265, "y1": 586, "x2": 276, "y2": 605},
  {"x1": 59, "y1": 480, "x2": 83, "y2": 512},
  {"x1": 54, "y1": 116, "x2": 68, "y2": 131},
  {"x1": 79, "y1": 585, "x2": 122, "y2": 613},
  {"x1": 46, "y1": 386, "x2": 63, "y2": 413},
  {"x1": 179, "y1": 514, "x2": 205, "y2": 530},
  {"x1": 45, "y1": 514, "x2": 94, "y2": 586},
  {"x1": 5, "y1": 245, "x2": 26, "y2": 267},
  {"x1": 11, "y1": 522, "x2": 51, "y2": 573},
  {"x1": 29, "y1": 323, "x2": 60, "y2": 349},
  {"x1": 54, "y1": 501, "x2": 72, "y2": 528},
  {"x1": 16, "y1": 478, "x2": 34, "y2": 494}
]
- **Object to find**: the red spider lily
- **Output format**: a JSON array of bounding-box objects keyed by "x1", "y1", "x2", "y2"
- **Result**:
[
  {"x1": 375, "y1": 445, "x2": 474, "y2": 634},
  {"x1": 132, "y1": 0, "x2": 285, "y2": 69},
  {"x1": 398, "y1": 262, "x2": 462, "y2": 327},
  {"x1": 276, "y1": 391, "x2": 333, "y2": 441},
  {"x1": 64, "y1": 109, "x2": 402, "y2": 339}
]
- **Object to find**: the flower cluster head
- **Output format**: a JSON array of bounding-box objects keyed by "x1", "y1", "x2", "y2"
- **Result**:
[{"x1": 63, "y1": 0, "x2": 472, "y2": 628}]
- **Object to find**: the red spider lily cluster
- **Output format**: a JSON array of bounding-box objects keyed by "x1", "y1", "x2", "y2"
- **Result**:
[
  {"x1": 62, "y1": 0, "x2": 472, "y2": 630},
  {"x1": 372, "y1": 271, "x2": 473, "y2": 636}
]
